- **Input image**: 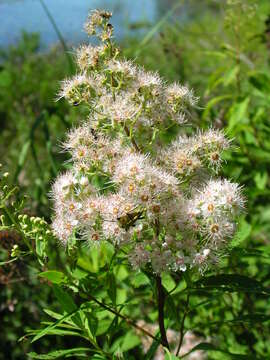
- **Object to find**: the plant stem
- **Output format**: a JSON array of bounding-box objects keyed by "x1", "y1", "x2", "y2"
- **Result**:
[
  {"x1": 1, "y1": 206, "x2": 32, "y2": 253},
  {"x1": 123, "y1": 124, "x2": 141, "y2": 152},
  {"x1": 176, "y1": 293, "x2": 190, "y2": 356},
  {"x1": 81, "y1": 290, "x2": 158, "y2": 342},
  {"x1": 156, "y1": 275, "x2": 170, "y2": 350},
  {"x1": 39, "y1": 0, "x2": 74, "y2": 73}
]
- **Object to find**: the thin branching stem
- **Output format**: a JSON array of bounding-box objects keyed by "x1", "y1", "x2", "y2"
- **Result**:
[
  {"x1": 123, "y1": 124, "x2": 141, "y2": 152},
  {"x1": 80, "y1": 289, "x2": 158, "y2": 342},
  {"x1": 176, "y1": 292, "x2": 190, "y2": 356}
]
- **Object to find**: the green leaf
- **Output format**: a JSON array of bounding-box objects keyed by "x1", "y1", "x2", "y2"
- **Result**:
[
  {"x1": 250, "y1": 148, "x2": 270, "y2": 163},
  {"x1": 31, "y1": 312, "x2": 76, "y2": 343},
  {"x1": 166, "y1": 292, "x2": 178, "y2": 320},
  {"x1": 229, "y1": 218, "x2": 252, "y2": 248},
  {"x1": 121, "y1": 330, "x2": 141, "y2": 352},
  {"x1": 254, "y1": 171, "x2": 268, "y2": 190},
  {"x1": 14, "y1": 140, "x2": 31, "y2": 181},
  {"x1": 227, "y1": 97, "x2": 250, "y2": 134},
  {"x1": 43, "y1": 309, "x2": 68, "y2": 321},
  {"x1": 249, "y1": 71, "x2": 270, "y2": 93},
  {"x1": 111, "y1": 330, "x2": 140, "y2": 353},
  {"x1": 27, "y1": 328, "x2": 83, "y2": 338},
  {"x1": 223, "y1": 65, "x2": 239, "y2": 87},
  {"x1": 96, "y1": 318, "x2": 112, "y2": 336},
  {"x1": 31, "y1": 302, "x2": 89, "y2": 343},
  {"x1": 145, "y1": 338, "x2": 160, "y2": 360},
  {"x1": 90, "y1": 355, "x2": 107, "y2": 360},
  {"x1": 0, "y1": 70, "x2": 12, "y2": 87},
  {"x1": 209, "y1": 313, "x2": 270, "y2": 326},
  {"x1": 52, "y1": 285, "x2": 77, "y2": 312},
  {"x1": 161, "y1": 273, "x2": 176, "y2": 292},
  {"x1": 203, "y1": 94, "x2": 232, "y2": 120},
  {"x1": 164, "y1": 348, "x2": 180, "y2": 359},
  {"x1": 39, "y1": 271, "x2": 66, "y2": 284},
  {"x1": 131, "y1": 272, "x2": 150, "y2": 287},
  {"x1": 52, "y1": 285, "x2": 82, "y2": 328},
  {"x1": 27, "y1": 347, "x2": 90, "y2": 359},
  {"x1": 84, "y1": 311, "x2": 98, "y2": 337},
  {"x1": 193, "y1": 274, "x2": 270, "y2": 295},
  {"x1": 203, "y1": 50, "x2": 227, "y2": 59},
  {"x1": 181, "y1": 342, "x2": 259, "y2": 359},
  {"x1": 106, "y1": 272, "x2": 116, "y2": 305}
]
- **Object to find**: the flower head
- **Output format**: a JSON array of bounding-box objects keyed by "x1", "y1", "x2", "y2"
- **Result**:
[{"x1": 51, "y1": 9, "x2": 245, "y2": 274}]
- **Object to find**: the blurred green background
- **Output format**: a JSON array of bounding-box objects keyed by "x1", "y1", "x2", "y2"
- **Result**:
[{"x1": 1, "y1": 0, "x2": 270, "y2": 358}]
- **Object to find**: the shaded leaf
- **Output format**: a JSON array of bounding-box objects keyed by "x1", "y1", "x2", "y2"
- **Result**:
[
  {"x1": 181, "y1": 342, "x2": 261, "y2": 359},
  {"x1": 203, "y1": 94, "x2": 232, "y2": 120},
  {"x1": 28, "y1": 348, "x2": 90, "y2": 359},
  {"x1": 145, "y1": 338, "x2": 161, "y2": 360},
  {"x1": 193, "y1": 274, "x2": 270, "y2": 295},
  {"x1": 210, "y1": 313, "x2": 270, "y2": 326}
]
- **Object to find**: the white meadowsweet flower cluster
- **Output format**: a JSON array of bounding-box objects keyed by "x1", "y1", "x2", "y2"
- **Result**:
[{"x1": 51, "y1": 10, "x2": 244, "y2": 274}]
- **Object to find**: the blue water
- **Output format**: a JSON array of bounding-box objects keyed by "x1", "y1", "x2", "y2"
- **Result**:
[{"x1": 0, "y1": 0, "x2": 157, "y2": 49}]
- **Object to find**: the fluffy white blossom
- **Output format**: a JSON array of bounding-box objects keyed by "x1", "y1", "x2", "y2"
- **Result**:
[
  {"x1": 51, "y1": 10, "x2": 245, "y2": 274},
  {"x1": 76, "y1": 44, "x2": 108, "y2": 71}
]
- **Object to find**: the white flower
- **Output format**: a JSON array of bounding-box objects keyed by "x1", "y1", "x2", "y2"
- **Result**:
[
  {"x1": 51, "y1": 9, "x2": 244, "y2": 274},
  {"x1": 76, "y1": 44, "x2": 107, "y2": 71},
  {"x1": 79, "y1": 176, "x2": 89, "y2": 186}
]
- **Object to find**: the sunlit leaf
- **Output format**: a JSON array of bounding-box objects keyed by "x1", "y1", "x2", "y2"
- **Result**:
[{"x1": 39, "y1": 271, "x2": 66, "y2": 284}]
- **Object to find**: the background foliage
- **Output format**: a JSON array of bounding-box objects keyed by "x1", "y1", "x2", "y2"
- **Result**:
[{"x1": 1, "y1": 0, "x2": 270, "y2": 358}]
